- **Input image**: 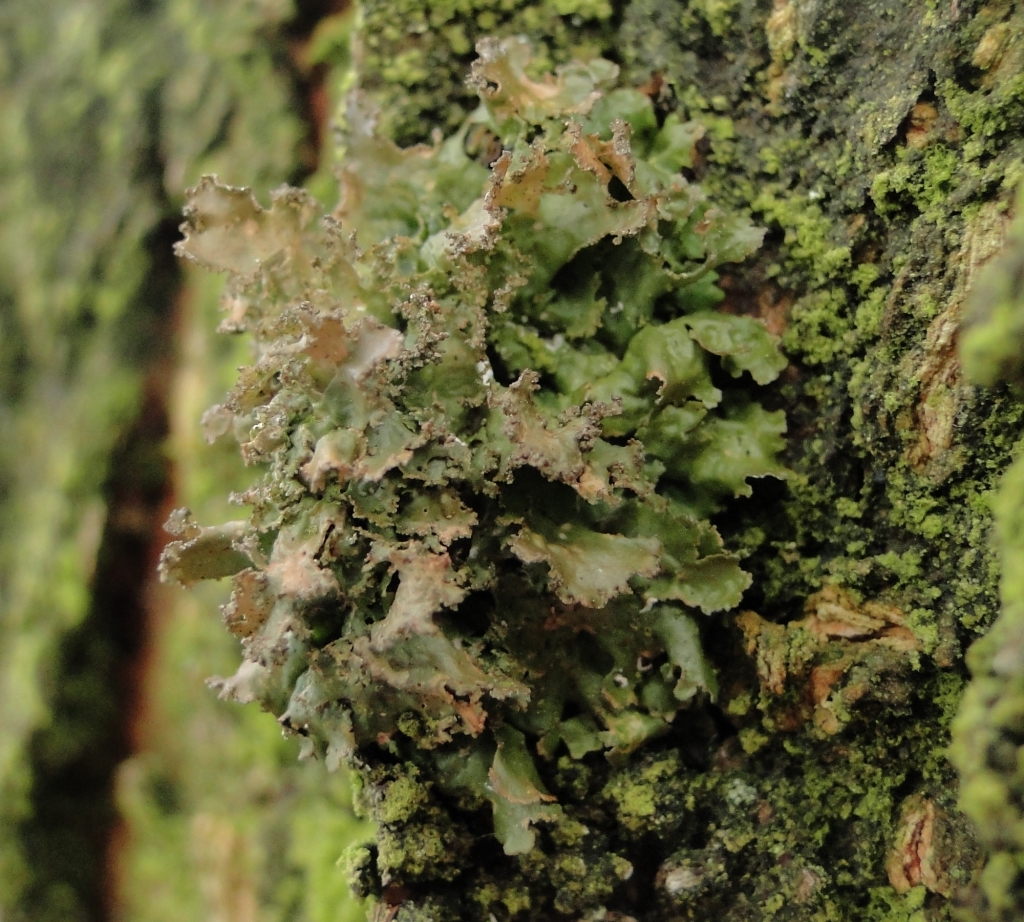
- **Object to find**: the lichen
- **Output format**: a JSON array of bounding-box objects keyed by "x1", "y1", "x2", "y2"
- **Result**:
[
  {"x1": 129, "y1": 0, "x2": 1024, "y2": 918},
  {"x1": 161, "y1": 36, "x2": 786, "y2": 915},
  {"x1": 224, "y1": 0, "x2": 1024, "y2": 916}
]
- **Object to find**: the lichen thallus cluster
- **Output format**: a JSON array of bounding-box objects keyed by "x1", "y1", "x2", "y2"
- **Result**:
[{"x1": 160, "y1": 38, "x2": 786, "y2": 857}]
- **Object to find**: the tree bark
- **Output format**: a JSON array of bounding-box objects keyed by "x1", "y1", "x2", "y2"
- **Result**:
[{"x1": 342, "y1": 0, "x2": 1024, "y2": 918}]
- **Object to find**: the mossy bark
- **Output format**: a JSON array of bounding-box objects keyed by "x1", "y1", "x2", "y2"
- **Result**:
[{"x1": 3, "y1": 0, "x2": 1024, "y2": 921}]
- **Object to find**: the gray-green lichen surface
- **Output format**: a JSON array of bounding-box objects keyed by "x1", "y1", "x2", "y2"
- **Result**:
[
  {"x1": 163, "y1": 0, "x2": 1024, "y2": 917},
  {"x1": 161, "y1": 31, "x2": 787, "y2": 895}
]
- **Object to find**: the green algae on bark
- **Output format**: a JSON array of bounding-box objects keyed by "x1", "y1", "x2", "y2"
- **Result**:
[
  {"x1": 613, "y1": 0, "x2": 1024, "y2": 918},
  {"x1": 160, "y1": 36, "x2": 786, "y2": 909}
]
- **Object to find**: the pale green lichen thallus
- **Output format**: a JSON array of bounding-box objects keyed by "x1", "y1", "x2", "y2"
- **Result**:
[{"x1": 159, "y1": 37, "x2": 786, "y2": 856}]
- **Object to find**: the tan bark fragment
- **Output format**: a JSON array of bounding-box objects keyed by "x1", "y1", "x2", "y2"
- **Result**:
[
  {"x1": 737, "y1": 588, "x2": 920, "y2": 733},
  {"x1": 798, "y1": 585, "x2": 919, "y2": 651},
  {"x1": 886, "y1": 797, "x2": 952, "y2": 896},
  {"x1": 737, "y1": 610, "x2": 788, "y2": 696},
  {"x1": 907, "y1": 201, "x2": 1008, "y2": 475},
  {"x1": 905, "y1": 102, "x2": 939, "y2": 149},
  {"x1": 810, "y1": 662, "x2": 848, "y2": 706}
]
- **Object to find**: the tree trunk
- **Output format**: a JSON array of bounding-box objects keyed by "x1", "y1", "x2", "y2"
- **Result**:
[{"x1": 3, "y1": 1, "x2": 1024, "y2": 921}]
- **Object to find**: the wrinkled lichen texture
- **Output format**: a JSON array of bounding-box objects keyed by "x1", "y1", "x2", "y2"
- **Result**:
[
  {"x1": 0, "y1": 0, "x2": 366, "y2": 920},
  {"x1": 237, "y1": 0, "x2": 1024, "y2": 918},
  {"x1": 114, "y1": 255, "x2": 372, "y2": 922},
  {"x1": 950, "y1": 183, "x2": 1024, "y2": 922},
  {"x1": 163, "y1": 35, "x2": 790, "y2": 919}
]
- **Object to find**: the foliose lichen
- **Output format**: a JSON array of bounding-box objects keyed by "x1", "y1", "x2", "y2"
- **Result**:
[{"x1": 160, "y1": 35, "x2": 785, "y2": 873}]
